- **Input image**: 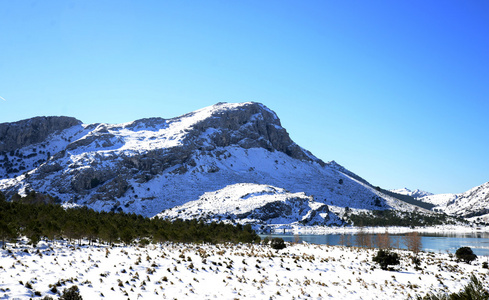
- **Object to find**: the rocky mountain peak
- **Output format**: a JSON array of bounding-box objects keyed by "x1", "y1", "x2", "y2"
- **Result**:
[
  {"x1": 0, "y1": 116, "x2": 81, "y2": 152},
  {"x1": 177, "y1": 102, "x2": 320, "y2": 163}
]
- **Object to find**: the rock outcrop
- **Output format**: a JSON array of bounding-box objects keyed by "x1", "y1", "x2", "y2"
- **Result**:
[
  {"x1": 181, "y1": 102, "x2": 321, "y2": 164},
  {"x1": 0, "y1": 116, "x2": 81, "y2": 152}
]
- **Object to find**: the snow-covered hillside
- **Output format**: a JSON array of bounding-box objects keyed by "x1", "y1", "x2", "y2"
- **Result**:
[
  {"x1": 1, "y1": 240, "x2": 487, "y2": 299},
  {"x1": 158, "y1": 183, "x2": 341, "y2": 228},
  {"x1": 390, "y1": 188, "x2": 433, "y2": 199},
  {"x1": 419, "y1": 193, "x2": 458, "y2": 208},
  {"x1": 0, "y1": 102, "x2": 433, "y2": 220},
  {"x1": 420, "y1": 182, "x2": 489, "y2": 218}
]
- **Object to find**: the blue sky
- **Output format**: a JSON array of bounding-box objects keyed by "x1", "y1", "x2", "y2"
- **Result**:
[{"x1": 1, "y1": 1, "x2": 488, "y2": 194}]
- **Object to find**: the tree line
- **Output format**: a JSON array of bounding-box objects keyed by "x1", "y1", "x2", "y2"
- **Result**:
[
  {"x1": 346, "y1": 209, "x2": 463, "y2": 227},
  {"x1": 0, "y1": 190, "x2": 260, "y2": 247}
]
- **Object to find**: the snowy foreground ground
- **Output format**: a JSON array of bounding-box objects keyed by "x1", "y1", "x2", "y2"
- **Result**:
[{"x1": 1, "y1": 240, "x2": 488, "y2": 299}]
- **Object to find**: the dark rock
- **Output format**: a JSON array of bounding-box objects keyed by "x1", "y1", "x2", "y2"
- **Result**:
[{"x1": 0, "y1": 116, "x2": 81, "y2": 152}]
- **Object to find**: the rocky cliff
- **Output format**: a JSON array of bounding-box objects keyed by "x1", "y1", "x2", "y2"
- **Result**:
[{"x1": 0, "y1": 116, "x2": 81, "y2": 152}]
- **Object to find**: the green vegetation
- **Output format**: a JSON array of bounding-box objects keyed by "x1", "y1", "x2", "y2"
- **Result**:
[
  {"x1": 0, "y1": 191, "x2": 260, "y2": 247},
  {"x1": 347, "y1": 209, "x2": 461, "y2": 227},
  {"x1": 270, "y1": 237, "x2": 286, "y2": 250},
  {"x1": 372, "y1": 249, "x2": 400, "y2": 270},
  {"x1": 455, "y1": 246, "x2": 477, "y2": 264},
  {"x1": 60, "y1": 285, "x2": 83, "y2": 300}
]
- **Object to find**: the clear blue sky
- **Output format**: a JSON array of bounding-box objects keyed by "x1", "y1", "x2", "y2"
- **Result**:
[{"x1": 1, "y1": 1, "x2": 488, "y2": 194}]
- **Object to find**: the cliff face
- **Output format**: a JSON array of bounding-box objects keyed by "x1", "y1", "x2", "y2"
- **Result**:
[
  {"x1": 0, "y1": 102, "x2": 404, "y2": 218},
  {"x1": 179, "y1": 102, "x2": 319, "y2": 164},
  {"x1": 0, "y1": 116, "x2": 81, "y2": 152}
]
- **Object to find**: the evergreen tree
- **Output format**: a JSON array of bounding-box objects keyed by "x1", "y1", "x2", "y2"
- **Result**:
[
  {"x1": 373, "y1": 249, "x2": 400, "y2": 270},
  {"x1": 0, "y1": 190, "x2": 261, "y2": 246},
  {"x1": 456, "y1": 247, "x2": 477, "y2": 264}
]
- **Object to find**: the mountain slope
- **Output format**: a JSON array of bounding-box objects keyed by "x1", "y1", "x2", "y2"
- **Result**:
[
  {"x1": 158, "y1": 183, "x2": 341, "y2": 228},
  {"x1": 420, "y1": 182, "x2": 489, "y2": 218},
  {"x1": 0, "y1": 102, "x2": 423, "y2": 219}
]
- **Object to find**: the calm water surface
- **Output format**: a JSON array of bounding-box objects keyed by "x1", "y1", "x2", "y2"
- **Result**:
[{"x1": 261, "y1": 232, "x2": 489, "y2": 256}]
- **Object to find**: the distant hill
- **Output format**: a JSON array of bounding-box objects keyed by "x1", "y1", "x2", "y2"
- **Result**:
[
  {"x1": 390, "y1": 188, "x2": 433, "y2": 199},
  {"x1": 380, "y1": 188, "x2": 435, "y2": 210},
  {"x1": 419, "y1": 182, "x2": 489, "y2": 218}
]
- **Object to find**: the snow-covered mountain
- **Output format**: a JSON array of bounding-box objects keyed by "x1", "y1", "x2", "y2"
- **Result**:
[
  {"x1": 390, "y1": 188, "x2": 433, "y2": 199},
  {"x1": 419, "y1": 182, "x2": 489, "y2": 218},
  {"x1": 0, "y1": 102, "x2": 428, "y2": 220}
]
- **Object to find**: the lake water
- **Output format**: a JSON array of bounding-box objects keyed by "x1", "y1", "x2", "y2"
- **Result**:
[{"x1": 261, "y1": 232, "x2": 489, "y2": 256}]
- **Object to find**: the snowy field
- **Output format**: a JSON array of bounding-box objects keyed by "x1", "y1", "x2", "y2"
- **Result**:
[{"x1": 1, "y1": 240, "x2": 488, "y2": 299}]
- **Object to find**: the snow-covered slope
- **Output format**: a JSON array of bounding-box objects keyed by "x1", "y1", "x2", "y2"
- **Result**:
[
  {"x1": 2, "y1": 240, "x2": 486, "y2": 299},
  {"x1": 419, "y1": 193, "x2": 458, "y2": 208},
  {"x1": 0, "y1": 102, "x2": 424, "y2": 219},
  {"x1": 158, "y1": 183, "x2": 341, "y2": 228},
  {"x1": 420, "y1": 182, "x2": 489, "y2": 218},
  {"x1": 390, "y1": 188, "x2": 433, "y2": 199}
]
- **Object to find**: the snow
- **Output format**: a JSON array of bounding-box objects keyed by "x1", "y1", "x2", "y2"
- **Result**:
[
  {"x1": 419, "y1": 182, "x2": 489, "y2": 217},
  {"x1": 0, "y1": 123, "x2": 90, "y2": 179},
  {"x1": 390, "y1": 188, "x2": 433, "y2": 199},
  {"x1": 420, "y1": 193, "x2": 458, "y2": 207},
  {"x1": 1, "y1": 240, "x2": 487, "y2": 299},
  {"x1": 158, "y1": 183, "x2": 338, "y2": 227},
  {"x1": 1, "y1": 139, "x2": 428, "y2": 220},
  {"x1": 1, "y1": 102, "x2": 258, "y2": 173},
  {"x1": 96, "y1": 145, "x2": 422, "y2": 218}
]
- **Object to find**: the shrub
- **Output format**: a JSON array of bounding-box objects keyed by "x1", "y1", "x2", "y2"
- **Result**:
[
  {"x1": 455, "y1": 247, "x2": 477, "y2": 264},
  {"x1": 453, "y1": 275, "x2": 489, "y2": 299},
  {"x1": 139, "y1": 238, "x2": 151, "y2": 247},
  {"x1": 262, "y1": 236, "x2": 270, "y2": 245},
  {"x1": 50, "y1": 285, "x2": 58, "y2": 294},
  {"x1": 419, "y1": 275, "x2": 489, "y2": 300},
  {"x1": 411, "y1": 255, "x2": 422, "y2": 269},
  {"x1": 482, "y1": 261, "x2": 488, "y2": 269},
  {"x1": 270, "y1": 237, "x2": 286, "y2": 250},
  {"x1": 60, "y1": 285, "x2": 83, "y2": 300},
  {"x1": 372, "y1": 249, "x2": 400, "y2": 270}
]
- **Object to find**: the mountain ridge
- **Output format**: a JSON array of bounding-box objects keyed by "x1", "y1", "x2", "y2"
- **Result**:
[
  {"x1": 419, "y1": 182, "x2": 489, "y2": 218},
  {"x1": 390, "y1": 188, "x2": 433, "y2": 199},
  {"x1": 0, "y1": 102, "x2": 459, "y2": 223}
]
